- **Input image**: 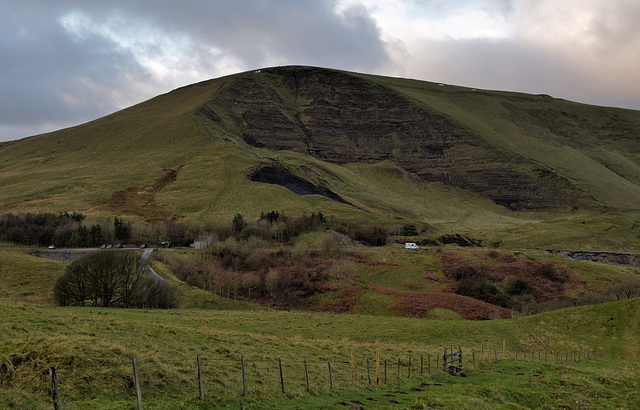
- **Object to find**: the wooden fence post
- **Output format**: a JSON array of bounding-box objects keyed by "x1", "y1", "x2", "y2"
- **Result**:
[
  {"x1": 428, "y1": 354, "x2": 431, "y2": 374},
  {"x1": 367, "y1": 358, "x2": 371, "y2": 384},
  {"x1": 420, "y1": 355, "x2": 423, "y2": 375},
  {"x1": 49, "y1": 366, "x2": 62, "y2": 410},
  {"x1": 279, "y1": 358, "x2": 285, "y2": 394},
  {"x1": 351, "y1": 349, "x2": 355, "y2": 386},
  {"x1": 384, "y1": 360, "x2": 387, "y2": 384},
  {"x1": 241, "y1": 356, "x2": 247, "y2": 397},
  {"x1": 376, "y1": 347, "x2": 380, "y2": 385},
  {"x1": 494, "y1": 348, "x2": 498, "y2": 363},
  {"x1": 132, "y1": 358, "x2": 143, "y2": 410},
  {"x1": 472, "y1": 351, "x2": 475, "y2": 369},
  {"x1": 304, "y1": 360, "x2": 310, "y2": 392},
  {"x1": 443, "y1": 347, "x2": 447, "y2": 372},
  {"x1": 197, "y1": 354, "x2": 204, "y2": 401},
  {"x1": 397, "y1": 358, "x2": 401, "y2": 380},
  {"x1": 328, "y1": 360, "x2": 334, "y2": 390}
]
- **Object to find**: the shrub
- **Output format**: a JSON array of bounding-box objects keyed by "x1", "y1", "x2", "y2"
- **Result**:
[
  {"x1": 537, "y1": 263, "x2": 568, "y2": 283},
  {"x1": 445, "y1": 265, "x2": 480, "y2": 281},
  {"x1": 457, "y1": 278, "x2": 509, "y2": 307},
  {"x1": 205, "y1": 237, "x2": 269, "y2": 272},
  {"x1": 345, "y1": 224, "x2": 388, "y2": 246},
  {"x1": 320, "y1": 232, "x2": 351, "y2": 259},
  {"x1": 501, "y1": 277, "x2": 528, "y2": 295},
  {"x1": 326, "y1": 258, "x2": 357, "y2": 285}
]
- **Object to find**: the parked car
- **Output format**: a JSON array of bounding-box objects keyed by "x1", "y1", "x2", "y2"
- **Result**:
[
  {"x1": 48, "y1": 245, "x2": 56, "y2": 249},
  {"x1": 116, "y1": 244, "x2": 123, "y2": 248}
]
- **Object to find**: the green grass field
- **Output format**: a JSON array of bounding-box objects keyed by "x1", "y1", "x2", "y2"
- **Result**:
[
  {"x1": 0, "y1": 245, "x2": 639, "y2": 408},
  {"x1": 1, "y1": 297, "x2": 639, "y2": 408}
]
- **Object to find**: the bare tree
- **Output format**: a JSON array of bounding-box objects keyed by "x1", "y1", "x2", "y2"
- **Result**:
[{"x1": 54, "y1": 250, "x2": 180, "y2": 308}]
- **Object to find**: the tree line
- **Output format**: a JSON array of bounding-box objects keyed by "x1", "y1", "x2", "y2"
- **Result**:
[{"x1": 0, "y1": 212, "x2": 209, "y2": 248}]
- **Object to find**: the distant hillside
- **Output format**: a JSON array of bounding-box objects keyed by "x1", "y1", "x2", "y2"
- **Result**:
[{"x1": 2, "y1": 66, "x2": 640, "y2": 248}]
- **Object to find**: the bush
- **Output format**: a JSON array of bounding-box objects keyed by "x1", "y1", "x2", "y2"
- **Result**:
[
  {"x1": 537, "y1": 263, "x2": 568, "y2": 283},
  {"x1": 501, "y1": 277, "x2": 528, "y2": 295},
  {"x1": 204, "y1": 237, "x2": 269, "y2": 272},
  {"x1": 320, "y1": 232, "x2": 351, "y2": 259},
  {"x1": 326, "y1": 259, "x2": 357, "y2": 285},
  {"x1": 445, "y1": 265, "x2": 481, "y2": 281},
  {"x1": 487, "y1": 250, "x2": 500, "y2": 259},
  {"x1": 345, "y1": 224, "x2": 388, "y2": 246},
  {"x1": 457, "y1": 278, "x2": 509, "y2": 308}
]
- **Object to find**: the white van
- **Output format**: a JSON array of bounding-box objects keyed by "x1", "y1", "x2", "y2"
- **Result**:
[{"x1": 404, "y1": 242, "x2": 419, "y2": 250}]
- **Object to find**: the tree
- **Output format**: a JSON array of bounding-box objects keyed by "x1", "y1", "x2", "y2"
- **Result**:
[
  {"x1": 607, "y1": 278, "x2": 640, "y2": 301},
  {"x1": 54, "y1": 250, "x2": 179, "y2": 308},
  {"x1": 113, "y1": 217, "x2": 132, "y2": 242},
  {"x1": 232, "y1": 213, "x2": 247, "y2": 233},
  {"x1": 90, "y1": 224, "x2": 104, "y2": 246}
]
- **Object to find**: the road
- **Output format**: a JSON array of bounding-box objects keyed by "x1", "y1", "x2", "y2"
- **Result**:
[
  {"x1": 39, "y1": 247, "x2": 167, "y2": 284},
  {"x1": 139, "y1": 248, "x2": 166, "y2": 284}
]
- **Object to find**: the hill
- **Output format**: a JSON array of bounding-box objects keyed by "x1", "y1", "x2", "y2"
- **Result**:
[
  {"x1": 2, "y1": 297, "x2": 639, "y2": 408},
  {"x1": 2, "y1": 66, "x2": 640, "y2": 249}
]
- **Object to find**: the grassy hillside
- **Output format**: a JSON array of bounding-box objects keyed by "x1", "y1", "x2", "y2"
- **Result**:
[
  {"x1": 2, "y1": 66, "x2": 640, "y2": 250},
  {"x1": 1, "y1": 298, "x2": 639, "y2": 408}
]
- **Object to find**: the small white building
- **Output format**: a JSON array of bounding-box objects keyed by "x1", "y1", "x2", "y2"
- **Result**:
[
  {"x1": 192, "y1": 235, "x2": 214, "y2": 249},
  {"x1": 404, "y1": 242, "x2": 419, "y2": 250}
]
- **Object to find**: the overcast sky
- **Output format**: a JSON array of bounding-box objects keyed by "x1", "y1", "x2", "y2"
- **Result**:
[{"x1": 1, "y1": 0, "x2": 639, "y2": 142}]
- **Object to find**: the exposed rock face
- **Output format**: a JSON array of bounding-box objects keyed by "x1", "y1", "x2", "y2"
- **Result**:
[
  {"x1": 547, "y1": 250, "x2": 640, "y2": 267},
  {"x1": 248, "y1": 164, "x2": 351, "y2": 205},
  {"x1": 199, "y1": 66, "x2": 582, "y2": 210}
]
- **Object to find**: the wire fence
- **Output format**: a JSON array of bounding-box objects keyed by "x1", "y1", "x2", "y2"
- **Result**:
[{"x1": 48, "y1": 342, "x2": 605, "y2": 409}]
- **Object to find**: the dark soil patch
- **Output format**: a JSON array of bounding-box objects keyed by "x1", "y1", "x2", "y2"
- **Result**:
[{"x1": 101, "y1": 165, "x2": 185, "y2": 222}]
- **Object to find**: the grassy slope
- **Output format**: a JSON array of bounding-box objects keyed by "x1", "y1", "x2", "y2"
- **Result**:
[
  {"x1": 366, "y1": 73, "x2": 640, "y2": 209},
  {"x1": 0, "y1": 244, "x2": 66, "y2": 305},
  {"x1": 1, "y1": 298, "x2": 639, "y2": 408},
  {"x1": 2, "y1": 67, "x2": 640, "y2": 250}
]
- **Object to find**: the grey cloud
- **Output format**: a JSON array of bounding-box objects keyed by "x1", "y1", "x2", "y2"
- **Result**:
[
  {"x1": 401, "y1": 37, "x2": 640, "y2": 110},
  {"x1": 0, "y1": 1, "x2": 151, "y2": 138},
  {"x1": 590, "y1": 0, "x2": 640, "y2": 50},
  {"x1": 118, "y1": 0, "x2": 389, "y2": 71},
  {"x1": 0, "y1": 0, "x2": 389, "y2": 141}
]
